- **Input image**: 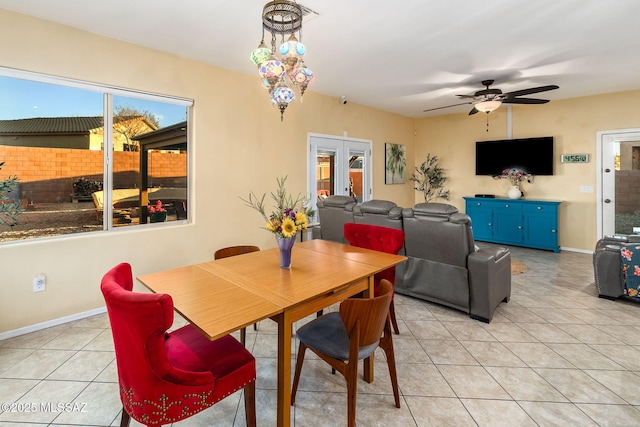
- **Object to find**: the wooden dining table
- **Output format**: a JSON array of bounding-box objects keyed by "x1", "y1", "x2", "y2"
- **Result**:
[{"x1": 137, "y1": 239, "x2": 406, "y2": 427}]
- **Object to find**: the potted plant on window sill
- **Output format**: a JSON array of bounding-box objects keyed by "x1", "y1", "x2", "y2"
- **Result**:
[{"x1": 148, "y1": 200, "x2": 167, "y2": 223}]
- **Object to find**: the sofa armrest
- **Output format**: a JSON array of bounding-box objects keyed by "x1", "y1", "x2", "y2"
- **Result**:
[
  {"x1": 311, "y1": 224, "x2": 322, "y2": 240},
  {"x1": 467, "y1": 247, "x2": 511, "y2": 322}
]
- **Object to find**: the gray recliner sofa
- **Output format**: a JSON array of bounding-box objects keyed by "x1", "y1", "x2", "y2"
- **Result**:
[
  {"x1": 395, "y1": 203, "x2": 511, "y2": 323},
  {"x1": 313, "y1": 198, "x2": 512, "y2": 322},
  {"x1": 593, "y1": 234, "x2": 640, "y2": 300}
]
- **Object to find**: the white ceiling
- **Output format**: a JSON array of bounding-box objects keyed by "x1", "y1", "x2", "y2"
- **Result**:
[{"x1": 1, "y1": 0, "x2": 639, "y2": 118}]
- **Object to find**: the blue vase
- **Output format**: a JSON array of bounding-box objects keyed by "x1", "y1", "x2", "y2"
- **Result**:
[{"x1": 276, "y1": 236, "x2": 295, "y2": 269}]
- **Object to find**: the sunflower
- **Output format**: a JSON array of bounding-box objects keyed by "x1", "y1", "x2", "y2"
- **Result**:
[
  {"x1": 281, "y1": 217, "x2": 297, "y2": 238},
  {"x1": 295, "y1": 212, "x2": 308, "y2": 229},
  {"x1": 266, "y1": 220, "x2": 277, "y2": 232}
]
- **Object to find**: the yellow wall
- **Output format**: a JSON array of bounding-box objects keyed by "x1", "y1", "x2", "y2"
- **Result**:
[
  {"x1": 415, "y1": 90, "x2": 640, "y2": 251},
  {"x1": 0, "y1": 10, "x2": 414, "y2": 333},
  {"x1": 1, "y1": 8, "x2": 639, "y2": 334}
]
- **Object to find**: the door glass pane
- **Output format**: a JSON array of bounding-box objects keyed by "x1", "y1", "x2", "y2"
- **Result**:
[
  {"x1": 112, "y1": 96, "x2": 187, "y2": 227},
  {"x1": 0, "y1": 76, "x2": 104, "y2": 242},
  {"x1": 615, "y1": 140, "x2": 640, "y2": 235},
  {"x1": 348, "y1": 153, "x2": 364, "y2": 203},
  {"x1": 316, "y1": 150, "x2": 335, "y2": 199}
]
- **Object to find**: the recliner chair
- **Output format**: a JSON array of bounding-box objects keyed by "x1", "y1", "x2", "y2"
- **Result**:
[
  {"x1": 395, "y1": 203, "x2": 511, "y2": 322},
  {"x1": 353, "y1": 199, "x2": 404, "y2": 230},
  {"x1": 593, "y1": 234, "x2": 640, "y2": 300}
]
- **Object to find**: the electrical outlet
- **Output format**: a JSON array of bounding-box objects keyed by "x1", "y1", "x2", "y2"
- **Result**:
[
  {"x1": 580, "y1": 185, "x2": 594, "y2": 193},
  {"x1": 33, "y1": 274, "x2": 46, "y2": 292}
]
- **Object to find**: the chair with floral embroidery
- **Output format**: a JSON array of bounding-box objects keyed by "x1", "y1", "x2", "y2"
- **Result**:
[{"x1": 101, "y1": 262, "x2": 256, "y2": 427}]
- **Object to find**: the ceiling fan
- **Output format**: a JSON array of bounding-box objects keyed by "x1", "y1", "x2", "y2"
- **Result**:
[{"x1": 424, "y1": 79, "x2": 559, "y2": 115}]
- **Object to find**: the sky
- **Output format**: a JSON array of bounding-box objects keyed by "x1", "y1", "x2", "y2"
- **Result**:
[{"x1": 0, "y1": 75, "x2": 187, "y2": 127}]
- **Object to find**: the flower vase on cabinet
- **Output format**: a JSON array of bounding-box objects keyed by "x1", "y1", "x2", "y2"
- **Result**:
[{"x1": 508, "y1": 186, "x2": 522, "y2": 200}]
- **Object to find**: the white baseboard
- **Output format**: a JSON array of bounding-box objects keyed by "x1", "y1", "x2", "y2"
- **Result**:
[
  {"x1": 0, "y1": 307, "x2": 107, "y2": 341},
  {"x1": 559, "y1": 246, "x2": 593, "y2": 254}
]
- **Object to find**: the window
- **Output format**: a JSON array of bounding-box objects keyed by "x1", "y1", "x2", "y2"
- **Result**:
[{"x1": 0, "y1": 68, "x2": 192, "y2": 243}]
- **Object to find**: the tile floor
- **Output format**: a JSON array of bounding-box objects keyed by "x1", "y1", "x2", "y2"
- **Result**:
[{"x1": 1, "y1": 244, "x2": 640, "y2": 426}]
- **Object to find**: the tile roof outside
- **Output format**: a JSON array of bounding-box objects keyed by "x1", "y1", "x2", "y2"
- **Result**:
[{"x1": 0, "y1": 116, "x2": 104, "y2": 134}]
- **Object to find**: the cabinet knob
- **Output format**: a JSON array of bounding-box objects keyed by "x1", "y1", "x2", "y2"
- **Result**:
[
  {"x1": 505, "y1": 204, "x2": 509, "y2": 208},
  {"x1": 551, "y1": 229, "x2": 557, "y2": 233},
  {"x1": 537, "y1": 206, "x2": 542, "y2": 210},
  {"x1": 476, "y1": 202, "x2": 481, "y2": 206},
  {"x1": 488, "y1": 223, "x2": 492, "y2": 226},
  {"x1": 518, "y1": 225, "x2": 523, "y2": 229}
]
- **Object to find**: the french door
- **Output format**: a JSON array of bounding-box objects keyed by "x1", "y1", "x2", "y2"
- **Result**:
[
  {"x1": 307, "y1": 134, "x2": 372, "y2": 219},
  {"x1": 598, "y1": 128, "x2": 640, "y2": 238}
]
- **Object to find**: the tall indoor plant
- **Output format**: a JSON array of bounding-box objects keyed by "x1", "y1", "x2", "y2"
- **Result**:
[{"x1": 409, "y1": 154, "x2": 450, "y2": 202}]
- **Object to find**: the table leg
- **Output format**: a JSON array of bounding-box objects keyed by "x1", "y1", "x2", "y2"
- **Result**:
[
  {"x1": 276, "y1": 311, "x2": 293, "y2": 427},
  {"x1": 363, "y1": 274, "x2": 375, "y2": 383}
]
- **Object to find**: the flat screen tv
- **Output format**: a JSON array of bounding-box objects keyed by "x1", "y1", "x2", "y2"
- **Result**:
[{"x1": 475, "y1": 136, "x2": 554, "y2": 176}]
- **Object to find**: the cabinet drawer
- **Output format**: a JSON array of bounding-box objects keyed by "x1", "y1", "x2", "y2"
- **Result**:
[
  {"x1": 469, "y1": 200, "x2": 498, "y2": 208},
  {"x1": 496, "y1": 202, "x2": 522, "y2": 211},
  {"x1": 522, "y1": 204, "x2": 557, "y2": 213}
]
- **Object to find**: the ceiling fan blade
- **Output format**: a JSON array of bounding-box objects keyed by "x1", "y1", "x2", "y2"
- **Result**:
[
  {"x1": 503, "y1": 85, "x2": 559, "y2": 98},
  {"x1": 423, "y1": 101, "x2": 472, "y2": 112},
  {"x1": 502, "y1": 98, "x2": 550, "y2": 104},
  {"x1": 468, "y1": 107, "x2": 479, "y2": 115},
  {"x1": 455, "y1": 94, "x2": 477, "y2": 99}
]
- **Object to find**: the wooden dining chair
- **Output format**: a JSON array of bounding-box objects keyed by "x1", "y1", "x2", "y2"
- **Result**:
[
  {"x1": 291, "y1": 279, "x2": 400, "y2": 427},
  {"x1": 214, "y1": 245, "x2": 260, "y2": 346},
  {"x1": 101, "y1": 262, "x2": 256, "y2": 427},
  {"x1": 343, "y1": 222, "x2": 405, "y2": 334}
]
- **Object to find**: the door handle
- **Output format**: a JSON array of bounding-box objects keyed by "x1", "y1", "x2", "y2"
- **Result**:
[{"x1": 604, "y1": 199, "x2": 611, "y2": 203}]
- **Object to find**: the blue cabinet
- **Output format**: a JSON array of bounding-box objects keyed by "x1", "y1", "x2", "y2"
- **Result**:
[{"x1": 464, "y1": 197, "x2": 560, "y2": 252}]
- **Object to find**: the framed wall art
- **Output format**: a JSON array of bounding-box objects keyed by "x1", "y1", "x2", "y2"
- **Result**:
[{"x1": 385, "y1": 143, "x2": 406, "y2": 184}]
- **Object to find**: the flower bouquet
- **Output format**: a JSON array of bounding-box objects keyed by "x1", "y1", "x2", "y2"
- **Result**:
[
  {"x1": 241, "y1": 176, "x2": 310, "y2": 268},
  {"x1": 497, "y1": 168, "x2": 529, "y2": 186},
  {"x1": 496, "y1": 168, "x2": 532, "y2": 199}
]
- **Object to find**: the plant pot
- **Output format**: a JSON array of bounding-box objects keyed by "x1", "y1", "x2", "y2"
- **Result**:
[
  {"x1": 507, "y1": 186, "x2": 522, "y2": 200},
  {"x1": 149, "y1": 212, "x2": 167, "y2": 223},
  {"x1": 276, "y1": 236, "x2": 295, "y2": 269}
]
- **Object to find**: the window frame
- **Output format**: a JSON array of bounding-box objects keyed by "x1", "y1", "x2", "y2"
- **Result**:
[{"x1": 0, "y1": 66, "x2": 193, "y2": 241}]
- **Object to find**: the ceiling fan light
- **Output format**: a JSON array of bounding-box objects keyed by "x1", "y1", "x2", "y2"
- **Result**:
[{"x1": 475, "y1": 100, "x2": 502, "y2": 113}]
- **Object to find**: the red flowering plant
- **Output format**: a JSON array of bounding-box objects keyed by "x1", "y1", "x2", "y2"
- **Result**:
[
  {"x1": 147, "y1": 200, "x2": 166, "y2": 213},
  {"x1": 497, "y1": 168, "x2": 532, "y2": 186}
]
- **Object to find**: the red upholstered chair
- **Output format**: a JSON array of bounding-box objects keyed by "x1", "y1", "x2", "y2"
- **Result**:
[
  {"x1": 344, "y1": 222, "x2": 405, "y2": 334},
  {"x1": 101, "y1": 263, "x2": 256, "y2": 427}
]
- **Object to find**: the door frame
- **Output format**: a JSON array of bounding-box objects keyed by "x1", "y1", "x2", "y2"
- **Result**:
[
  {"x1": 596, "y1": 128, "x2": 640, "y2": 238},
  {"x1": 307, "y1": 133, "x2": 372, "y2": 217}
]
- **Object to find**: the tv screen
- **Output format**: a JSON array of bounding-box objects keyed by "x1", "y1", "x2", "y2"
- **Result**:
[{"x1": 475, "y1": 137, "x2": 554, "y2": 176}]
